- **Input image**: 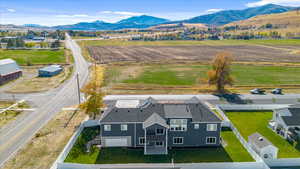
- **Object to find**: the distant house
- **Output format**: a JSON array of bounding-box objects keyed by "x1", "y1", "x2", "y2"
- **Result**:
[
  {"x1": 32, "y1": 37, "x2": 45, "y2": 42},
  {"x1": 248, "y1": 133, "x2": 278, "y2": 160},
  {"x1": 38, "y1": 65, "x2": 63, "y2": 77},
  {"x1": 0, "y1": 59, "x2": 22, "y2": 85},
  {"x1": 271, "y1": 105, "x2": 300, "y2": 140},
  {"x1": 99, "y1": 97, "x2": 222, "y2": 155}
]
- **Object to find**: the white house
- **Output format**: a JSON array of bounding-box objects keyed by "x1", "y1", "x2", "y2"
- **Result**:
[
  {"x1": 248, "y1": 133, "x2": 278, "y2": 160},
  {"x1": 271, "y1": 105, "x2": 300, "y2": 140}
]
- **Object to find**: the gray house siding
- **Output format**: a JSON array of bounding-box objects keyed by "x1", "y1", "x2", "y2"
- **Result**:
[
  {"x1": 167, "y1": 119, "x2": 221, "y2": 147},
  {"x1": 100, "y1": 121, "x2": 221, "y2": 148}
]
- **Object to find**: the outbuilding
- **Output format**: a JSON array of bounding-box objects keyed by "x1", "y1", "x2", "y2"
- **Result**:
[
  {"x1": 0, "y1": 59, "x2": 22, "y2": 85},
  {"x1": 248, "y1": 132, "x2": 278, "y2": 160},
  {"x1": 38, "y1": 65, "x2": 63, "y2": 77}
]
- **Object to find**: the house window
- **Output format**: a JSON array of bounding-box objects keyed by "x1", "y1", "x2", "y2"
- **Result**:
[
  {"x1": 156, "y1": 128, "x2": 164, "y2": 135},
  {"x1": 104, "y1": 125, "x2": 111, "y2": 131},
  {"x1": 207, "y1": 124, "x2": 217, "y2": 131},
  {"x1": 139, "y1": 137, "x2": 145, "y2": 145},
  {"x1": 170, "y1": 119, "x2": 187, "y2": 131},
  {"x1": 194, "y1": 124, "x2": 199, "y2": 129},
  {"x1": 206, "y1": 137, "x2": 217, "y2": 144},
  {"x1": 155, "y1": 141, "x2": 164, "y2": 147},
  {"x1": 173, "y1": 137, "x2": 184, "y2": 144},
  {"x1": 121, "y1": 124, "x2": 128, "y2": 131}
]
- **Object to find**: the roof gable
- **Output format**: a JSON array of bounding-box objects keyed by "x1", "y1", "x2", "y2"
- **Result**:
[{"x1": 143, "y1": 113, "x2": 169, "y2": 129}]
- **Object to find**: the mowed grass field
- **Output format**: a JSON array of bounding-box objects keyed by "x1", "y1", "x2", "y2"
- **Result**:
[
  {"x1": 0, "y1": 49, "x2": 66, "y2": 65},
  {"x1": 226, "y1": 111, "x2": 300, "y2": 158},
  {"x1": 65, "y1": 128, "x2": 252, "y2": 164},
  {"x1": 108, "y1": 64, "x2": 300, "y2": 86}
]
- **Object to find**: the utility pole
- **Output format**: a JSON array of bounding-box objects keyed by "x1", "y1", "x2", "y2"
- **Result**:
[{"x1": 76, "y1": 73, "x2": 81, "y2": 105}]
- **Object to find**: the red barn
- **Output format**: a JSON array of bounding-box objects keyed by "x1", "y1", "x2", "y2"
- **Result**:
[{"x1": 0, "y1": 59, "x2": 22, "y2": 85}]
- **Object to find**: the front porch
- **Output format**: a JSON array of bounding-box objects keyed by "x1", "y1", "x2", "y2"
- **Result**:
[{"x1": 143, "y1": 113, "x2": 169, "y2": 155}]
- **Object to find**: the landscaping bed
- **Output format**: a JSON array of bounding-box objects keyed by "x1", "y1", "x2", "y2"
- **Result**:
[
  {"x1": 226, "y1": 111, "x2": 300, "y2": 158},
  {"x1": 64, "y1": 129, "x2": 253, "y2": 164}
]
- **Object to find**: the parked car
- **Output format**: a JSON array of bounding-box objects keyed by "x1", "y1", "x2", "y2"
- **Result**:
[
  {"x1": 271, "y1": 88, "x2": 282, "y2": 95},
  {"x1": 250, "y1": 88, "x2": 265, "y2": 94}
]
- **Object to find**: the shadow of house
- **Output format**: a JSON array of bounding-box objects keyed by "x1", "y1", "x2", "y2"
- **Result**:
[{"x1": 214, "y1": 94, "x2": 249, "y2": 104}]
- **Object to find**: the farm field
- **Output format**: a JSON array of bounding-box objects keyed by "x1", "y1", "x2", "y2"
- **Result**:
[
  {"x1": 226, "y1": 111, "x2": 300, "y2": 158},
  {"x1": 0, "y1": 49, "x2": 66, "y2": 65},
  {"x1": 79, "y1": 39, "x2": 300, "y2": 63},
  {"x1": 81, "y1": 39, "x2": 300, "y2": 46},
  {"x1": 106, "y1": 64, "x2": 300, "y2": 89},
  {"x1": 88, "y1": 45, "x2": 300, "y2": 63}
]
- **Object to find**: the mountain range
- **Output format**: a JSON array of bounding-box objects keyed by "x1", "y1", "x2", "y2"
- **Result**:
[
  {"x1": 178, "y1": 4, "x2": 294, "y2": 25},
  {"x1": 10, "y1": 4, "x2": 298, "y2": 31}
]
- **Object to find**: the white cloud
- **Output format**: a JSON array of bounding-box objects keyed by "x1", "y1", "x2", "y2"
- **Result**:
[
  {"x1": 7, "y1": 9, "x2": 16, "y2": 13},
  {"x1": 55, "y1": 14, "x2": 89, "y2": 18},
  {"x1": 246, "y1": 0, "x2": 300, "y2": 7},
  {"x1": 204, "y1": 9, "x2": 224, "y2": 14},
  {"x1": 99, "y1": 11, "x2": 145, "y2": 16}
]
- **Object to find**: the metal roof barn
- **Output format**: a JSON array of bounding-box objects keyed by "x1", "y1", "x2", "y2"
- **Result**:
[
  {"x1": 0, "y1": 58, "x2": 22, "y2": 85},
  {"x1": 0, "y1": 59, "x2": 21, "y2": 76},
  {"x1": 38, "y1": 65, "x2": 63, "y2": 77}
]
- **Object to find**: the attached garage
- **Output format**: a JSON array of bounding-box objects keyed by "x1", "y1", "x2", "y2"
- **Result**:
[{"x1": 103, "y1": 137, "x2": 131, "y2": 147}]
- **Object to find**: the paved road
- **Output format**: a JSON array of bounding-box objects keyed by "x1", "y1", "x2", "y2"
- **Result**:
[
  {"x1": 0, "y1": 34, "x2": 90, "y2": 167},
  {"x1": 104, "y1": 94, "x2": 300, "y2": 105}
]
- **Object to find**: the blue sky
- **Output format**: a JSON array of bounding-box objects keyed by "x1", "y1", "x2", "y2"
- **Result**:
[{"x1": 1, "y1": 0, "x2": 300, "y2": 26}]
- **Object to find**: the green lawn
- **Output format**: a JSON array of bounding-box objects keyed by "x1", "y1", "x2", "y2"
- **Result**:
[
  {"x1": 120, "y1": 64, "x2": 300, "y2": 86},
  {"x1": 65, "y1": 129, "x2": 253, "y2": 164},
  {"x1": 0, "y1": 49, "x2": 66, "y2": 65},
  {"x1": 226, "y1": 111, "x2": 300, "y2": 158},
  {"x1": 80, "y1": 39, "x2": 300, "y2": 47}
]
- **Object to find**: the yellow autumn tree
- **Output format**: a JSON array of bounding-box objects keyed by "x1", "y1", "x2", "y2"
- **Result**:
[
  {"x1": 80, "y1": 65, "x2": 105, "y2": 119},
  {"x1": 207, "y1": 52, "x2": 234, "y2": 93}
]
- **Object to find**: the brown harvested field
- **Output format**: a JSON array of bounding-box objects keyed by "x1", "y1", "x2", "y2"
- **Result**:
[{"x1": 88, "y1": 45, "x2": 300, "y2": 63}]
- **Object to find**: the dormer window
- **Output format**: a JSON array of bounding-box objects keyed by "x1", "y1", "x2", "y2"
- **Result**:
[{"x1": 170, "y1": 119, "x2": 187, "y2": 131}]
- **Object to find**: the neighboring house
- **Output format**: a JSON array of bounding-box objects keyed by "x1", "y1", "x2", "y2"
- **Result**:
[
  {"x1": 271, "y1": 105, "x2": 300, "y2": 140},
  {"x1": 38, "y1": 65, "x2": 63, "y2": 77},
  {"x1": 0, "y1": 59, "x2": 22, "y2": 85},
  {"x1": 248, "y1": 133, "x2": 278, "y2": 160},
  {"x1": 99, "y1": 97, "x2": 222, "y2": 155}
]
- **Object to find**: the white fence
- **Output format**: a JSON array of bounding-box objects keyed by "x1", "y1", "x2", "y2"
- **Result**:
[
  {"x1": 215, "y1": 106, "x2": 264, "y2": 163},
  {"x1": 218, "y1": 104, "x2": 290, "y2": 111},
  {"x1": 266, "y1": 158, "x2": 300, "y2": 167},
  {"x1": 58, "y1": 162, "x2": 268, "y2": 169},
  {"x1": 51, "y1": 118, "x2": 99, "y2": 169}
]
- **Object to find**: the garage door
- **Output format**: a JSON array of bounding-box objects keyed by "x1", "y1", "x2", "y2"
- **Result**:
[{"x1": 105, "y1": 138, "x2": 128, "y2": 147}]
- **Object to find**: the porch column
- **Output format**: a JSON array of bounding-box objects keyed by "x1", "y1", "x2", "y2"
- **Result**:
[
  {"x1": 165, "y1": 128, "x2": 168, "y2": 154},
  {"x1": 144, "y1": 128, "x2": 147, "y2": 155},
  {"x1": 284, "y1": 127, "x2": 289, "y2": 139}
]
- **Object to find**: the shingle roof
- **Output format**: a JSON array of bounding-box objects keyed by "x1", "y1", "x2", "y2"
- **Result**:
[
  {"x1": 143, "y1": 113, "x2": 169, "y2": 129},
  {"x1": 0, "y1": 59, "x2": 21, "y2": 76},
  {"x1": 281, "y1": 108, "x2": 300, "y2": 126},
  {"x1": 100, "y1": 97, "x2": 221, "y2": 123},
  {"x1": 248, "y1": 132, "x2": 274, "y2": 149}
]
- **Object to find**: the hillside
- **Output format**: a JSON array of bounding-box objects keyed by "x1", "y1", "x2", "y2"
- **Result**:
[
  {"x1": 54, "y1": 15, "x2": 169, "y2": 31},
  {"x1": 179, "y1": 4, "x2": 294, "y2": 25},
  {"x1": 224, "y1": 10, "x2": 300, "y2": 29}
]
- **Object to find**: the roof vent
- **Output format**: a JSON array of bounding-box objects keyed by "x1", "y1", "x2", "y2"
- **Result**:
[{"x1": 258, "y1": 137, "x2": 264, "y2": 141}]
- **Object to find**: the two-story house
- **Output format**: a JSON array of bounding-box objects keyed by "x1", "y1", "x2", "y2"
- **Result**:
[{"x1": 99, "y1": 96, "x2": 222, "y2": 155}]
